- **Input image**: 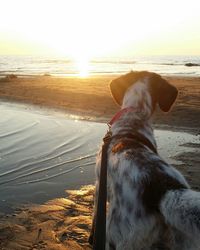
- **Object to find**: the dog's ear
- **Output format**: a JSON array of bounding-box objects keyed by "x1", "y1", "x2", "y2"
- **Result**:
[
  {"x1": 158, "y1": 79, "x2": 178, "y2": 112},
  {"x1": 110, "y1": 78, "x2": 124, "y2": 106},
  {"x1": 110, "y1": 71, "x2": 150, "y2": 106},
  {"x1": 151, "y1": 75, "x2": 178, "y2": 112}
]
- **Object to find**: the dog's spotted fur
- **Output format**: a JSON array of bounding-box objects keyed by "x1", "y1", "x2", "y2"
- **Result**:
[{"x1": 92, "y1": 71, "x2": 200, "y2": 250}]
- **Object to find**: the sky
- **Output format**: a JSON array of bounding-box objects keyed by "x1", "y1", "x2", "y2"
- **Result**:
[{"x1": 0, "y1": 0, "x2": 200, "y2": 59}]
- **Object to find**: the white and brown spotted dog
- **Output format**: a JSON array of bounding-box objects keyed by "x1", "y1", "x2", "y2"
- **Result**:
[{"x1": 92, "y1": 71, "x2": 200, "y2": 250}]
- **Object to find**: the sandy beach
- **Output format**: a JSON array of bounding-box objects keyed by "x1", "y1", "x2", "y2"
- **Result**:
[
  {"x1": 0, "y1": 75, "x2": 200, "y2": 129},
  {"x1": 0, "y1": 74, "x2": 199, "y2": 249}
]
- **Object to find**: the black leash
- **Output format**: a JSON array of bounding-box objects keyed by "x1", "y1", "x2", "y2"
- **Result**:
[
  {"x1": 90, "y1": 129, "x2": 112, "y2": 250},
  {"x1": 89, "y1": 129, "x2": 157, "y2": 249}
]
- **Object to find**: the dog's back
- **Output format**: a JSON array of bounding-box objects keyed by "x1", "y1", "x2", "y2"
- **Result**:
[{"x1": 106, "y1": 145, "x2": 199, "y2": 249}]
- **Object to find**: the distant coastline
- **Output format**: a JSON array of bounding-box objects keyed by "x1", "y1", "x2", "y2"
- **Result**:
[{"x1": 0, "y1": 55, "x2": 200, "y2": 78}]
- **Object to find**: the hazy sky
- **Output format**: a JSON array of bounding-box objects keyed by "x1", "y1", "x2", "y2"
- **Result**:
[{"x1": 0, "y1": 0, "x2": 200, "y2": 59}]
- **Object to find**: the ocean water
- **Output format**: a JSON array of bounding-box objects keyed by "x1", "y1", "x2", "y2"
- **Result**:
[
  {"x1": 0, "y1": 102, "x2": 199, "y2": 213},
  {"x1": 0, "y1": 55, "x2": 200, "y2": 77}
]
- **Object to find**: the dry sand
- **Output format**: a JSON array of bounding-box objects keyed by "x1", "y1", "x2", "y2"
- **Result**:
[{"x1": 0, "y1": 75, "x2": 199, "y2": 249}]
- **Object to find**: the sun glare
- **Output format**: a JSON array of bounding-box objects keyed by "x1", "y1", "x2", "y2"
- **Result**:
[{"x1": 75, "y1": 58, "x2": 90, "y2": 77}]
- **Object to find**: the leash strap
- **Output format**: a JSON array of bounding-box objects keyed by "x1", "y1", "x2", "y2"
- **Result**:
[{"x1": 92, "y1": 129, "x2": 112, "y2": 250}]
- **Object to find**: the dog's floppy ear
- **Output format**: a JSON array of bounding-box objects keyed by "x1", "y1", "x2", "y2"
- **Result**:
[
  {"x1": 157, "y1": 78, "x2": 178, "y2": 112},
  {"x1": 110, "y1": 78, "x2": 125, "y2": 106}
]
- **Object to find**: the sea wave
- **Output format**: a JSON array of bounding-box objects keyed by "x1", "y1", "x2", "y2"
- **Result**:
[{"x1": 0, "y1": 55, "x2": 200, "y2": 77}]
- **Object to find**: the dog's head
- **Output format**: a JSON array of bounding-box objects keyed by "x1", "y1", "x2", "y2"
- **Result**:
[{"x1": 110, "y1": 71, "x2": 178, "y2": 112}]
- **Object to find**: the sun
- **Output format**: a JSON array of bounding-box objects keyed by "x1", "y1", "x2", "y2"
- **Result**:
[{"x1": 74, "y1": 57, "x2": 90, "y2": 77}]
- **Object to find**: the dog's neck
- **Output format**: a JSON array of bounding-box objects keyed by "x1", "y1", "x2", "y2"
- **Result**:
[{"x1": 111, "y1": 79, "x2": 156, "y2": 148}]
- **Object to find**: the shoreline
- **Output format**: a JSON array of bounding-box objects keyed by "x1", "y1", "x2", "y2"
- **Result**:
[
  {"x1": 0, "y1": 74, "x2": 200, "y2": 132},
  {"x1": 1, "y1": 73, "x2": 200, "y2": 78},
  {"x1": 0, "y1": 97, "x2": 198, "y2": 136}
]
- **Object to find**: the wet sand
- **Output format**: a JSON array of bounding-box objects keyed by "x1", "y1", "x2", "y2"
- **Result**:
[
  {"x1": 0, "y1": 75, "x2": 199, "y2": 249},
  {"x1": 0, "y1": 75, "x2": 200, "y2": 130},
  {"x1": 0, "y1": 185, "x2": 94, "y2": 250}
]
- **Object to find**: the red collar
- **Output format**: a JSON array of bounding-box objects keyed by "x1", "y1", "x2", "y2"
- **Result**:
[{"x1": 108, "y1": 107, "x2": 137, "y2": 126}]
